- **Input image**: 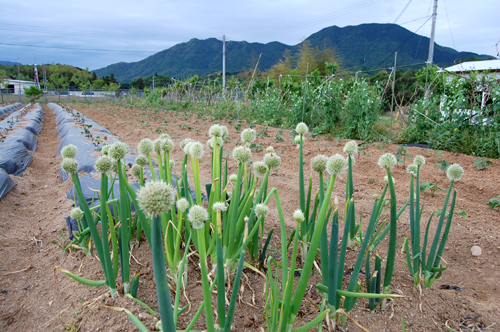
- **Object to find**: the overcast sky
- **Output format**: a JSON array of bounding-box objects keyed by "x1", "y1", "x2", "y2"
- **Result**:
[{"x1": 1, "y1": 0, "x2": 499, "y2": 72}]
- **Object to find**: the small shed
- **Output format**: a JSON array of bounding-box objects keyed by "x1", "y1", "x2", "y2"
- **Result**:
[
  {"x1": 0, "y1": 76, "x2": 35, "y2": 94},
  {"x1": 444, "y1": 59, "x2": 500, "y2": 80}
]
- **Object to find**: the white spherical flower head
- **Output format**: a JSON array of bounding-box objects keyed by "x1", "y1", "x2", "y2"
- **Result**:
[
  {"x1": 135, "y1": 155, "x2": 148, "y2": 166},
  {"x1": 153, "y1": 139, "x2": 162, "y2": 154},
  {"x1": 138, "y1": 139, "x2": 154, "y2": 156},
  {"x1": 407, "y1": 164, "x2": 418, "y2": 177},
  {"x1": 253, "y1": 161, "x2": 269, "y2": 178},
  {"x1": 169, "y1": 159, "x2": 176, "y2": 168},
  {"x1": 294, "y1": 135, "x2": 304, "y2": 144},
  {"x1": 326, "y1": 154, "x2": 347, "y2": 177},
  {"x1": 207, "y1": 138, "x2": 214, "y2": 151},
  {"x1": 70, "y1": 207, "x2": 84, "y2": 221},
  {"x1": 189, "y1": 142, "x2": 204, "y2": 159},
  {"x1": 241, "y1": 128, "x2": 256, "y2": 143},
  {"x1": 180, "y1": 138, "x2": 194, "y2": 150},
  {"x1": 209, "y1": 124, "x2": 223, "y2": 137},
  {"x1": 101, "y1": 144, "x2": 111, "y2": 156},
  {"x1": 343, "y1": 141, "x2": 358, "y2": 156},
  {"x1": 293, "y1": 209, "x2": 305, "y2": 223},
  {"x1": 266, "y1": 146, "x2": 275, "y2": 153},
  {"x1": 446, "y1": 164, "x2": 464, "y2": 181},
  {"x1": 161, "y1": 139, "x2": 174, "y2": 152},
  {"x1": 109, "y1": 142, "x2": 129, "y2": 160},
  {"x1": 378, "y1": 153, "x2": 397, "y2": 169},
  {"x1": 187, "y1": 205, "x2": 209, "y2": 229},
  {"x1": 159, "y1": 133, "x2": 171, "y2": 140},
  {"x1": 183, "y1": 142, "x2": 193, "y2": 155},
  {"x1": 221, "y1": 126, "x2": 229, "y2": 137},
  {"x1": 61, "y1": 158, "x2": 78, "y2": 174},
  {"x1": 311, "y1": 155, "x2": 328, "y2": 174},
  {"x1": 229, "y1": 174, "x2": 238, "y2": 183},
  {"x1": 233, "y1": 146, "x2": 252, "y2": 164},
  {"x1": 254, "y1": 203, "x2": 269, "y2": 218},
  {"x1": 212, "y1": 201, "x2": 228, "y2": 213},
  {"x1": 176, "y1": 198, "x2": 189, "y2": 213},
  {"x1": 263, "y1": 153, "x2": 281, "y2": 170},
  {"x1": 384, "y1": 175, "x2": 395, "y2": 184},
  {"x1": 137, "y1": 181, "x2": 175, "y2": 217},
  {"x1": 95, "y1": 155, "x2": 113, "y2": 173},
  {"x1": 295, "y1": 122, "x2": 308, "y2": 135},
  {"x1": 414, "y1": 155, "x2": 426, "y2": 166},
  {"x1": 61, "y1": 144, "x2": 78, "y2": 158},
  {"x1": 131, "y1": 164, "x2": 142, "y2": 178}
]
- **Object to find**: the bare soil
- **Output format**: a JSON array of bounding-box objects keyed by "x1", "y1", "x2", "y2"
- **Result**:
[{"x1": 1, "y1": 102, "x2": 499, "y2": 332}]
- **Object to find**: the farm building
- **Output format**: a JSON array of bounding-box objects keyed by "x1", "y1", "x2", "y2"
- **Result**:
[
  {"x1": 0, "y1": 76, "x2": 36, "y2": 94},
  {"x1": 444, "y1": 59, "x2": 500, "y2": 80}
]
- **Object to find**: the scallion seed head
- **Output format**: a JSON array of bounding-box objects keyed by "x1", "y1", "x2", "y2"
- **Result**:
[
  {"x1": 384, "y1": 175, "x2": 395, "y2": 184},
  {"x1": 101, "y1": 144, "x2": 110, "y2": 156},
  {"x1": 263, "y1": 153, "x2": 281, "y2": 171},
  {"x1": 189, "y1": 142, "x2": 204, "y2": 158},
  {"x1": 153, "y1": 139, "x2": 162, "y2": 154},
  {"x1": 135, "y1": 155, "x2": 148, "y2": 166},
  {"x1": 159, "y1": 133, "x2": 171, "y2": 140},
  {"x1": 378, "y1": 153, "x2": 397, "y2": 169},
  {"x1": 407, "y1": 164, "x2": 418, "y2": 176},
  {"x1": 61, "y1": 144, "x2": 78, "y2": 158},
  {"x1": 326, "y1": 154, "x2": 347, "y2": 176},
  {"x1": 229, "y1": 174, "x2": 237, "y2": 183},
  {"x1": 176, "y1": 198, "x2": 189, "y2": 213},
  {"x1": 266, "y1": 146, "x2": 274, "y2": 153},
  {"x1": 295, "y1": 122, "x2": 308, "y2": 135},
  {"x1": 293, "y1": 209, "x2": 305, "y2": 223},
  {"x1": 209, "y1": 124, "x2": 223, "y2": 137},
  {"x1": 414, "y1": 155, "x2": 426, "y2": 166},
  {"x1": 70, "y1": 207, "x2": 84, "y2": 221},
  {"x1": 221, "y1": 125, "x2": 229, "y2": 137},
  {"x1": 187, "y1": 205, "x2": 209, "y2": 229},
  {"x1": 311, "y1": 154, "x2": 328, "y2": 173},
  {"x1": 183, "y1": 141, "x2": 193, "y2": 154},
  {"x1": 160, "y1": 139, "x2": 174, "y2": 152},
  {"x1": 61, "y1": 158, "x2": 78, "y2": 174},
  {"x1": 109, "y1": 142, "x2": 129, "y2": 160},
  {"x1": 241, "y1": 128, "x2": 256, "y2": 143},
  {"x1": 95, "y1": 155, "x2": 113, "y2": 173},
  {"x1": 447, "y1": 164, "x2": 464, "y2": 181},
  {"x1": 233, "y1": 146, "x2": 252, "y2": 164},
  {"x1": 253, "y1": 161, "x2": 268, "y2": 178},
  {"x1": 212, "y1": 201, "x2": 228, "y2": 213},
  {"x1": 180, "y1": 138, "x2": 194, "y2": 150},
  {"x1": 137, "y1": 181, "x2": 175, "y2": 217},
  {"x1": 343, "y1": 141, "x2": 358, "y2": 156},
  {"x1": 169, "y1": 159, "x2": 176, "y2": 168},
  {"x1": 255, "y1": 203, "x2": 269, "y2": 218},
  {"x1": 294, "y1": 135, "x2": 304, "y2": 144},
  {"x1": 138, "y1": 138, "x2": 154, "y2": 155},
  {"x1": 131, "y1": 164, "x2": 142, "y2": 178}
]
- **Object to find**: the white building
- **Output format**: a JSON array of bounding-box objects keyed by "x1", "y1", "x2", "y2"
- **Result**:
[
  {"x1": 0, "y1": 77, "x2": 35, "y2": 94},
  {"x1": 444, "y1": 59, "x2": 500, "y2": 80}
]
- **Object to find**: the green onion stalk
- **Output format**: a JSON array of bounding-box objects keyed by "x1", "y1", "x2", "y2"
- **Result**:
[
  {"x1": 61, "y1": 156, "x2": 115, "y2": 295},
  {"x1": 137, "y1": 180, "x2": 176, "y2": 332}
]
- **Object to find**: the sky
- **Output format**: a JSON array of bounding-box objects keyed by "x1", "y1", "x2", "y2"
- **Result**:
[{"x1": 1, "y1": 0, "x2": 499, "y2": 72}]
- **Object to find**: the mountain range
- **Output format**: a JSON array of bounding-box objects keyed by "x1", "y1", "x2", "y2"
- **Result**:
[{"x1": 93, "y1": 23, "x2": 492, "y2": 82}]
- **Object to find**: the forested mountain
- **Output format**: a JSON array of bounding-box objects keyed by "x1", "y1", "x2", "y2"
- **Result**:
[{"x1": 93, "y1": 23, "x2": 492, "y2": 82}]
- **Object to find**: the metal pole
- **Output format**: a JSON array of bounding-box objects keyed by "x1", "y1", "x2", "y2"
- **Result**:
[
  {"x1": 389, "y1": 52, "x2": 397, "y2": 142},
  {"x1": 425, "y1": 0, "x2": 438, "y2": 100},
  {"x1": 153, "y1": 74, "x2": 155, "y2": 90},
  {"x1": 18, "y1": 59, "x2": 21, "y2": 103},
  {"x1": 222, "y1": 34, "x2": 226, "y2": 90}
]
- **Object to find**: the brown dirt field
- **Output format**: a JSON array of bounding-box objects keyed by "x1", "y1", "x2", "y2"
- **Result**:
[{"x1": 0, "y1": 102, "x2": 499, "y2": 332}]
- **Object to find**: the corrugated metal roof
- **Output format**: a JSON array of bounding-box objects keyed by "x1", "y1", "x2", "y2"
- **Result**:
[{"x1": 445, "y1": 59, "x2": 500, "y2": 72}]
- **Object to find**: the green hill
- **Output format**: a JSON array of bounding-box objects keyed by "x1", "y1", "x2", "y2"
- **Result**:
[{"x1": 93, "y1": 23, "x2": 492, "y2": 82}]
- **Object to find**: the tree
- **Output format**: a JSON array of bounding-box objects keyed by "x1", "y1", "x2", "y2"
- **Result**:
[
  {"x1": 24, "y1": 86, "x2": 44, "y2": 103},
  {"x1": 72, "y1": 68, "x2": 92, "y2": 100},
  {"x1": 47, "y1": 65, "x2": 69, "y2": 102}
]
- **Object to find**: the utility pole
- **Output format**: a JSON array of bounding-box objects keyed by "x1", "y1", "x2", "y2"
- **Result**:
[
  {"x1": 389, "y1": 52, "x2": 397, "y2": 142},
  {"x1": 17, "y1": 59, "x2": 21, "y2": 103},
  {"x1": 152, "y1": 74, "x2": 155, "y2": 90},
  {"x1": 222, "y1": 34, "x2": 226, "y2": 90},
  {"x1": 425, "y1": 0, "x2": 438, "y2": 100}
]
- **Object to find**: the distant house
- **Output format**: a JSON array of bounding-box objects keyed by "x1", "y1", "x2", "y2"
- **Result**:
[
  {"x1": 444, "y1": 59, "x2": 500, "y2": 80},
  {"x1": 0, "y1": 75, "x2": 35, "y2": 94}
]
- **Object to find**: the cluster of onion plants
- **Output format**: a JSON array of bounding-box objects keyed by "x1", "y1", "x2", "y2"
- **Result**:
[{"x1": 56, "y1": 117, "x2": 464, "y2": 331}]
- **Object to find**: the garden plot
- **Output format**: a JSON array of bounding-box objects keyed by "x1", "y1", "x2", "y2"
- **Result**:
[
  {"x1": 0, "y1": 102, "x2": 499, "y2": 332},
  {"x1": 0, "y1": 102, "x2": 22, "y2": 119},
  {"x1": 0, "y1": 103, "x2": 44, "y2": 199}
]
